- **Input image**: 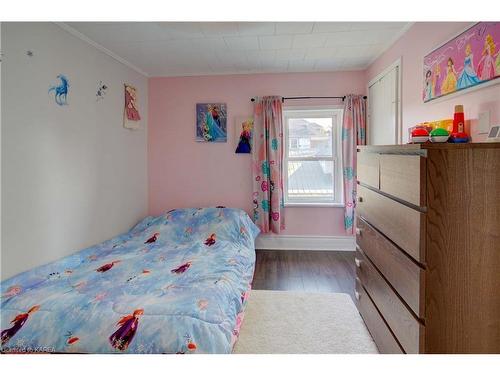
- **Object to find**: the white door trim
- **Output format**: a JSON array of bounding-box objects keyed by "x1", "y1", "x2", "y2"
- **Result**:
[{"x1": 367, "y1": 57, "x2": 403, "y2": 144}]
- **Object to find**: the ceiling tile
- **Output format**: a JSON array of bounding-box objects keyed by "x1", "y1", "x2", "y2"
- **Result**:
[
  {"x1": 336, "y1": 45, "x2": 378, "y2": 59},
  {"x1": 155, "y1": 22, "x2": 205, "y2": 39},
  {"x1": 293, "y1": 34, "x2": 328, "y2": 48},
  {"x1": 324, "y1": 31, "x2": 375, "y2": 47},
  {"x1": 305, "y1": 47, "x2": 337, "y2": 60},
  {"x1": 287, "y1": 59, "x2": 316, "y2": 72},
  {"x1": 224, "y1": 36, "x2": 260, "y2": 50},
  {"x1": 312, "y1": 22, "x2": 352, "y2": 33},
  {"x1": 261, "y1": 59, "x2": 290, "y2": 72},
  {"x1": 350, "y1": 22, "x2": 409, "y2": 31},
  {"x1": 63, "y1": 21, "x2": 411, "y2": 76},
  {"x1": 276, "y1": 22, "x2": 314, "y2": 34},
  {"x1": 215, "y1": 50, "x2": 248, "y2": 65},
  {"x1": 190, "y1": 37, "x2": 228, "y2": 51},
  {"x1": 314, "y1": 59, "x2": 344, "y2": 71},
  {"x1": 275, "y1": 49, "x2": 307, "y2": 60},
  {"x1": 237, "y1": 22, "x2": 275, "y2": 36},
  {"x1": 259, "y1": 35, "x2": 294, "y2": 50},
  {"x1": 340, "y1": 56, "x2": 371, "y2": 69},
  {"x1": 200, "y1": 22, "x2": 240, "y2": 37},
  {"x1": 245, "y1": 50, "x2": 277, "y2": 60}
]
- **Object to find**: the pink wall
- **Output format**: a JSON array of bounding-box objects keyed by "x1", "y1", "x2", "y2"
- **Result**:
[
  {"x1": 366, "y1": 22, "x2": 500, "y2": 142},
  {"x1": 148, "y1": 71, "x2": 366, "y2": 236}
]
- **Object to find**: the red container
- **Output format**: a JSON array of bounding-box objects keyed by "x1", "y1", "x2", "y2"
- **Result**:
[{"x1": 450, "y1": 105, "x2": 469, "y2": 143}]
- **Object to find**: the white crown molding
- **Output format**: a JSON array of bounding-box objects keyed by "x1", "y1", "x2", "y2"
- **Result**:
[
  {"x1": 255, "y1": 235, "x2": 355, "y2": 251},
  {"x1": 54, "y1": 22, "x2": 149, "y2": 77}
]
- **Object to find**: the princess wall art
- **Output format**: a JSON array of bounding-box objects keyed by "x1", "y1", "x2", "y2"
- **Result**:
[
  {"x1": 423, "y1": 22, "x2": 500, "y2": 102},
  {"x1": 124, "y1": 84, "x2": 142, "y2": 129}
]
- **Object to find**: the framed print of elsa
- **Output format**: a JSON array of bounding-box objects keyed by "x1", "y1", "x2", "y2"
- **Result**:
[
  {"x1": 196, "y1": 103, "x2": 227, "y2": 142},
  {"x1": 423, "y1": 22, "x2": 500, "y2": 102}
]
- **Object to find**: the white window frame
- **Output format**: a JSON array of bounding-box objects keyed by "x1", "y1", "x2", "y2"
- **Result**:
[{"x1": 283, "y1": 106, "x2": 344, "y2": 207}]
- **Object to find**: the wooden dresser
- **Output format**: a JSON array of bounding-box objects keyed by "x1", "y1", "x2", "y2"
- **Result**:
[{"x1": 354, "y1": 143, "x2": 500, "y2": 354}]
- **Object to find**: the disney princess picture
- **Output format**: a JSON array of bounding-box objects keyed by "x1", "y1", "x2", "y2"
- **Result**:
[
  {"x1": 196, "y1": 103, "x2": 227, "y2": 142},
  {"x1": 423, "y1": 22, "x2": 500, "y2": 102},
  {"x1": 235, "y1": 116, "x2": 253, "y2": 154}
]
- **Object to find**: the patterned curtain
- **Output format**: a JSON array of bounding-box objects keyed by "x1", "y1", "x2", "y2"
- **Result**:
[
  {"x1": 251, "y1": 96, "x2": 285, "y2": 234},
  {"x1": 342, "y1": 95, "x2": 367, "y2": 234}
]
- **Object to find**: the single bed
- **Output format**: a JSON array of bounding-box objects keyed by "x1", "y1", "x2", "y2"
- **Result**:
[{"x1": 0, "y1": 207, "x2": 260, "y2": 354}]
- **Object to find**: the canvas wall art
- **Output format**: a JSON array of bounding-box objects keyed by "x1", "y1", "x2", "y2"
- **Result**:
[
  {"x1": 423, "y1": 22, "x2": 500, "y2": 102},
  {"x1": 124, "y1": 84, "x2": 141, "y2": 129},
  {"x1": 234, "y1": 116, "x2": 253, "y2": 154},
  {"x1": 196, "y1": 103, "x2": 227, "y2": 142}
]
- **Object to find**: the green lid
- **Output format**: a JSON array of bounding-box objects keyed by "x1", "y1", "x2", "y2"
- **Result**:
[{"x1": 430, "y1": 128, "x2": 449, "y2": 136}]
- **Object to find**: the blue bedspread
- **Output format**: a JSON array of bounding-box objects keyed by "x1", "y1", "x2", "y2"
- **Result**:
[{"x1": 0, "y1": 208, "x2": 259, "y2": 354}]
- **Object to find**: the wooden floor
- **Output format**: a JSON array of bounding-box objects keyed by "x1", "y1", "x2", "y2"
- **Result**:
[{"x1": 253, "y1": 250, "x2": 356, "y2": 300}]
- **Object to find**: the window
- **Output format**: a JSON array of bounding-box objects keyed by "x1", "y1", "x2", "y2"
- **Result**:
[{"x1": 283, "y1": 107, "x2": 343, "y2": 206}]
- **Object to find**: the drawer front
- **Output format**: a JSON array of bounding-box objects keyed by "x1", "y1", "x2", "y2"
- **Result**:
[
  {"x1": 357, "y1": 217, "x2": 425, "y2": 318},
  {"x1": 357, "y1": 152, "x2": 379, "y2": 189},
  {"x1": 379, "y1": 154, "x2": 425, "y2": 207},
  {"x1": 355, "y1": 279, "x2": 403, "y2": 354},
  {"x1": 356, "y1": 249, "x2": 423, "y2": 354},
  {"x1": 357, "y1": 185, "x2": 424, "y2": 263}
]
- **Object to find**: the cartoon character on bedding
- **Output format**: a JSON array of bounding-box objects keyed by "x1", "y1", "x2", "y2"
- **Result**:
[
  {"x1": 2, "y1": 285, "x2": 22, "y2": 299},
  {"x1": 65, "y1": 331, "x2": 80, "y2": 345},
  {"x1": 1, "y1": 305, "x2": 40, "y2": 345},
  {"x1": 96, "y1": 260, "x2": 121, "y2": 273},
  {"x1": 144, "y1": 232, "x2": 160, "y2": 244},
  {"x1": 109, "y1": 309, "x2": 144, "y2": 351},
  {"x1": 171, "y1": 262, "x2": 192, "y2": 274},
  {"x1": 204, "y1": 233, "x2": 216, "y2": 246}
]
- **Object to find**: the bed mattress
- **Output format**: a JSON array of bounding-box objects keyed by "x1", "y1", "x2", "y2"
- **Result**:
[{"x1": 0, "y1": 207, "x2": 259, "y2": 354}]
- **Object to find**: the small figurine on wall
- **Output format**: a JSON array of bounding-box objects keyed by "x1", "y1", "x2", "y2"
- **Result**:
[
  {"x1": 48, "y1": 74, "x2": 69, "y2": 106},
  {"x1": 124, "y1": 84, "x2": 141, "y2": 130},
  {"x1": 235, "y1": 117, "x2": 253, "y2": 154},
  {"x1": 96, "y1": 81, "x2": 108, "y2": 101}
]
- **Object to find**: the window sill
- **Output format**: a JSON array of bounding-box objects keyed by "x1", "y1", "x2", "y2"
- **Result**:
[{"x1": 284, "y1": 202, "x2": 345, "y2": 208}]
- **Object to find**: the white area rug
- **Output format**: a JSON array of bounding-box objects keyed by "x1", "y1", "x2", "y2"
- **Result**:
[{"x1": 233, "y1": 290, "x2": 378, "y2": 354}]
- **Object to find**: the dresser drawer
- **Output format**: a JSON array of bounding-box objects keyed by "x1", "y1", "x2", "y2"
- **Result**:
[
  {"x1": 356, "y1": 249, "x2": 423, "y2": 354},
  {"x1": 358, "y1": 152, "x2": 380, "y2": 189},
  {"x1": 357, "y1": 217, "x2": 425, "y2": 318},
  {"x1": 357, "y1": 185, "x2": 425, "y2": 262},
  {"x1": 355, "y1": 279, "x2": 403, "y2": 354},
  {"x1": 379, "y1": 154, "x2": 426, "y2": 206}
]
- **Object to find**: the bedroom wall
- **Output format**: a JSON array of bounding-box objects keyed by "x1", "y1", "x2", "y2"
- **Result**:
[
  {"x1": 148, "y1": 71, "x2": 366, "y2": 238},
  {"x1": 1, "y1": 23, "x2": 148, "y2": 280},
  {"x1": 366, "y1": 22, "x2": 500, "y2": 142}
]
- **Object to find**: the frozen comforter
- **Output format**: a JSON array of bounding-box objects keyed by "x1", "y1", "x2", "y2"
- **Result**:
[{"x1": 0, "y1": 207, "x2": 259, "y2": 354}]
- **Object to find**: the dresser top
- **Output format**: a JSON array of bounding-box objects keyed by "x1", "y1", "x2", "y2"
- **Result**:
[{"x1": 358, "y1": 143, "x2": 500, "y2": 155}]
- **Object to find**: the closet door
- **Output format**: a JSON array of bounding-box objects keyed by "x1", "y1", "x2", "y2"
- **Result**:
[{"x1": 368, "y1": 65, "x2": 399, "y2": 145}]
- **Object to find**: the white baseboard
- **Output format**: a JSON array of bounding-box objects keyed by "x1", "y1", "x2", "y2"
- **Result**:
[{"x1": 255, "y1": 235, "x2": 355, "y2": 251}]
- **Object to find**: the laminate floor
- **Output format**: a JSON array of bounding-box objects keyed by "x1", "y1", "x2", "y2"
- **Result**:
[{"x1": 253, "y1": 250, "x2": 356, "y2": 301}]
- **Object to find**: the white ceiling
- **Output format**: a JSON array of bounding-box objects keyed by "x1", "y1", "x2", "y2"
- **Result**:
[{"x1": 65, "y1": 22, "x2": 411, "y2": 77}]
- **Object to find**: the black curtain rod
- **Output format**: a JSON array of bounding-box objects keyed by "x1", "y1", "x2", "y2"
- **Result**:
[{"x1": 250, "y1": 95, "x2": 367, "y2": 102}]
